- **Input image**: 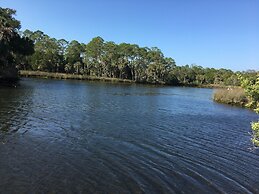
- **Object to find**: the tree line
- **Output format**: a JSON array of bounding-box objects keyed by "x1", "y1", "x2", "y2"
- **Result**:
[
  {"x1": 1, "y1": 7, "x2": 257, "y2": 86},
  {"x1": 20, "y1": 29, "x2": 256, "y2": 86}
]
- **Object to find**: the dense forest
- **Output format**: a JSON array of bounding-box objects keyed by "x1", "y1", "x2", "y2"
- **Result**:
[
  {"x1": 20, "y1": 29, "x2": 258, "y2": 86},
  {"x1": 0, "y1": 7, "x2": 258, "y2": 86},
  {"x1": 0, "y1": 7, "x2": 33, "y2": 81}
]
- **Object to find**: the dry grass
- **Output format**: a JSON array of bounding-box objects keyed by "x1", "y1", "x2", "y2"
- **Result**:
[
  {"x1": 19, "y1": 70, "x2": 134, "y2": 83},
  {"x1": 213, "y1": 88, "x2": 248, "y2": 107}
]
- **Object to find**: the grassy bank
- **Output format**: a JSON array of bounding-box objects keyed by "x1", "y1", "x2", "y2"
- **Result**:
[
  {"x1": 19, "y1": 70, "x2": 134, "y2": 83},
  {"x1": 20, "y1": 70, "x2": 239, "y2": 88},
  {"x1": 213, "y1": 88, "x2": 248, "y2": 107},
  {"x1": 190, "y1": 84, "x2": 240, "y2": 89}
]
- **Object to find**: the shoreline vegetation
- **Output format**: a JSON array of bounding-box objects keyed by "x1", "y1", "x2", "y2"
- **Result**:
[
  {"x1": 18, "y1": 70, "x2": 254, "y2": 110},
  {"x1": 1, "y1": 8, "x2": 257, "y2": 88},
  {"x1": 213, "y1": 75, "x2": 259, "y2": 146},
  {"x1": 19, "y1": 70, "x2": 240, "y2": 88},
  {"x1": 19, "y1": 70, "x2": 134, "y2": 84},
  {"x1": 17, "y1": 29, "x2": 251, "y2": 88},
  {"x1": 213, "y1": 88, "x2": 248, "y2": 108}
]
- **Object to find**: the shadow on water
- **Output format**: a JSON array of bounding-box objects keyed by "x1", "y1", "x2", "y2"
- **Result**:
[
  {"x1": 0, "y1": 82, "x2": 33, "y2": 137},
  {"x1": 0, "y1": 78, "x2": 259, "y2": 193}
]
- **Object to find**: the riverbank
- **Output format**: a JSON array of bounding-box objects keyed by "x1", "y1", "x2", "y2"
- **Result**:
[
  {"x1": 19, "y1": 70, "x2": 134, "y2": 84},
  {"x1": 19, "y1": 70, "x2": 239, "y2": 89}
]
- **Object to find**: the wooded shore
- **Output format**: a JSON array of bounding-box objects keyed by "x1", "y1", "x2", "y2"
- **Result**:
[{"x1": 19, "y1": 70, "x2": 243, "y2": 89}]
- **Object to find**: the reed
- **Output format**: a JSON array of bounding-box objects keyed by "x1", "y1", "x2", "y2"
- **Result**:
[
  {"x1": 213, "y1": 88, "x2": 248, "y2": 107},
  {"x1": 19, "y1": 70, "x2": 134, "y2": 83}
]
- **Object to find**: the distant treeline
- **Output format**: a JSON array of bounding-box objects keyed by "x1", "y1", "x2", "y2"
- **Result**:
[
  {"x1": 1, "y1": 7, "x2": 258, "y2": 85},
  {"x1": 17, "y1": 30, "x2": 257, "y2": 86}
]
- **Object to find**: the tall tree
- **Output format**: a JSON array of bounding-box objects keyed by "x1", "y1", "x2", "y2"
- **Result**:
[
  {"x1": 25, "y1": 31, "x2": 63, "y2": 72},
  {"x1": 0, "y1": 8, "x2": 34, "y2": 80},
  {"x1": 102, "y1": 41, "x2": 119, "y2": 77},
  {"x1": 84, "y1": 37, "x2": 104, "y2": 76},
  {"x1": 64, "y1": 40, "x2": 84, "y2": 74}
]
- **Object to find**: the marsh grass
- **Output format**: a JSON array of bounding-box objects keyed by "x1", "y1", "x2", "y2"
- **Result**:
[
  {"x1": 213, "y1": 88, "x2": 248, "y2": 107},
  {"x1": 19, "y1": 70, "x2": 134, "y2": 83}
]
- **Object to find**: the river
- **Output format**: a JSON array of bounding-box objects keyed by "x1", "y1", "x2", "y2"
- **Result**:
[{"x1": 0, "y1": 78, "x2": 258, "y2": 193}]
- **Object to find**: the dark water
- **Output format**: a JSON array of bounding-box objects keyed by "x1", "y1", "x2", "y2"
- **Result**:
[{"x1": 0, "y1": 78, "x2": 259, "y2": 194}]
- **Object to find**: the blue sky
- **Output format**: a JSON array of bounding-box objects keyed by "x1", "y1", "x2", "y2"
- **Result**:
[{"x1": 1, "y1": 0, "x2": 258, "y2": 71}]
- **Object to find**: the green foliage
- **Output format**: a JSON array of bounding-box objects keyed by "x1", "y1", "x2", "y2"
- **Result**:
[
  {"x1": 23, "y1": 30, "x2": 63, "y2": 72},
  {"x1": 0, "y1": 8, "x2": 20, "y2": 32},
  {"x1": 3, "y1": 6, "x2": 252, "y2": 86},
  {"x1": 0, "y1": 7, "x2": 34, "y2": 80},
  {"x1": 64, "y1": 40, "x2": 83, "y2": 74},
  {"x1": 20, "y1": 30, "x2": 250, "y2": 86},
  {"x1": 84, "y1": 37, "x2": 105, "y2": 76},
  {"x1": 240, "y1": 74, "x2": 259, "y2": 146},
  {"x1": 1, "y1": 7, "x2": 256, "y2": 88},
  {"x1": 252, "y1": 122, "x2": 259, "y2": 133},
  {"x1": 240, "y1": 75, "x2": 259, "y2": 110}
]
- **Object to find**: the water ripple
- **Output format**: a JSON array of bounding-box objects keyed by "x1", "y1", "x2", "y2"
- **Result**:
[{"x1": 0, "y1": 78, "x2": 259, "y2": 193}]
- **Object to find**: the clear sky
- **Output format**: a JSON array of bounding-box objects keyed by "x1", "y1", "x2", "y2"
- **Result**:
[{"x1": 1, "y1": 0, "x2": 258, "y2": 71}]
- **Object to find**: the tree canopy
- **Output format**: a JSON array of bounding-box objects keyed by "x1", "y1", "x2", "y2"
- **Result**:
[
  {"x1": 0, "y1": 7, "x2": 34, "y2": 80},
  {"x1": 1, "y1": 7, "x2": 257, "y2": 86},
  {"x1": 18, "y1": 29, "x2": 252, "y2": 86}
]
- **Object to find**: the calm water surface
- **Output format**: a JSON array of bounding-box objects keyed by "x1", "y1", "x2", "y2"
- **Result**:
[{"x1": 0, "y1": 78, "x2": 259, "y2": 193}]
